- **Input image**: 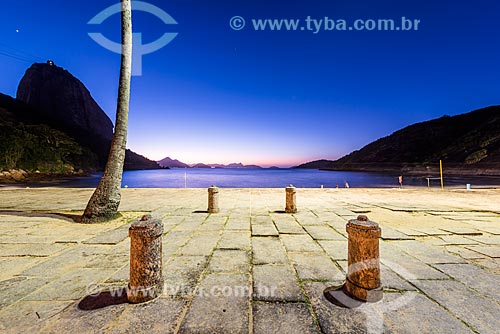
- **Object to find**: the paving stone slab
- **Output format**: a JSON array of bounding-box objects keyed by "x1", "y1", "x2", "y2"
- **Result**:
[
  {"x1": 318, "y1": 240, "x2": 348, "y2": 260},
  {"x1": 0, "y1": 235, "x2": 62, "y2": 244},
  {"x1": 0, "y1": 243, "x2": 69, "y2": 257},
  {"x1": 380, "y1": 226, "x2": 414, "y2": 241},
  {"x1": 270, "y1": 213, "x2": 297, "y2": 222},
  {"x1": 163, "y1": 233, "x2": 192, "y2": 260},
  {"x1": 289, "y1": 252, "x2": 344, "y2": 281},
  {"x1": 434, "y1": 236, "x2": 479, "y2": 246},
  {"x1": 104, "y1": 298, "x2": 186, "y2": 334},
  {"x1": 82, "y1": 225, "x2": 130, "y2": 245},
  {"x1": 38, "y1": 301, "x2": 127, "y2": 334},
  {"x1": 198, "y1": 221, "x2": 226, "y2": 231},
  {"x1": 252, "y1": 216, "x2": 274, "y2": 225},
  {"x1": 296, "y1": 216, "x2": 326, "y2": 226},
  {"x1": 434, "y1": 263, "x2": 500, "y2": 302},
  {"x1": 332, "y1": 209, "x2": 357, "y2": 217},
  {"x1": 163, "y1": 256, "x2": 208, "y2": 297},
  {"x1": 280, "y1": 235, "x2": 323, "y2": 253},
  {"x1": 0, "y1": 277, "x2": 51, "y2": 310},
  {"x1": 412, "y1": 228, "x2": 451, "y2": 236},
  {"x1": 226, "y1": 218, "x2": 250, "y2": 230},
  {"x1": 465, "y1": 245, "x2": 500, "y2": 258},
  {"x1": 0, "y1": 257, "x2": 42, "y2": 281},
  {"x1": 204, "y1": 215, "x2": 228, "y2": 224},
  {"x1": 391, "y1": 228, "x2": 429, "y2": 237},
  {"x1": 82, "y1": 252, "x2": 129, "y2": 269},
  {"x1": 476, "y1": 227, "x2": 500, "y2": 235},
  {"x1": 253, "y1": 302, "x2": 319, "y2": 334},
  {"x1": 380, "y1": 242, "x2": 448, "y2": 280},
  {"x1": 440, "y1": 227, "x2": 483, "y2": 236},
  {"x1": 392, "y1": 240, "x2": 466, "y2": 264},
  {"x1": 0, "y1": 300, "x2": 72, "y2": 334},
  {"x1": 251, "y1": 224, "x2": 279, "y2": 237},
  {"x1": 179, "y1": 273, "x2": 250, "y2": 334},
  {"x1": 464, "y1": 235, "x2": 500, "y2": 245},
  {"x1": 21, "y1": 246, "x2": 105, "y2": 277},
  {"x1": 24, "y1": 268, "x2": 116, "y2": 301},
  {"x1": 208, "y1": 250, "x2": 249, "y2": 273},
  {"x1": 171, "y1": 221, "x2": 203, "y2": 232},
  {"x1": 470, "y1": 258, "x2": 500, "y2": 274},
  {"x1": 177, "y1": 232, "x2": 220, "y2": 256},
  {"x1": 383, "y1": 292, "x2": 475, "y2": 334},
  {"x1": 304, "y1": 225, "x2": 345, "y2": 240},
  {"x1": 105, "y1": 265, "x2": 129, "y2": 283},
  {"x1": 318, "y1": 216, "x2": 347, "y2": 226},
  {"x1": 293, "y1": 211, "x2": 319, "y2": 220},
  {"x1": 380, "y1": 264, "x2": 417, "y2": 291},
  {"x1": 252, "y1": 237, "x2": 288, "y2": 265},
  {"x1": 252, "y1": 264, "x2": 304, "y2": 302},
  {"x1": 217, "y1": 231, "x2": 250, "y2": 250},
  {"x1": 274, "y1": 220, "x2": 305, "y2": 234},
  {"x1": 412, "y1": 279, "x2": 500, "y2": 334},
  {"x1": 444, "y1": 246, "x2": 488, "y2": 260}
]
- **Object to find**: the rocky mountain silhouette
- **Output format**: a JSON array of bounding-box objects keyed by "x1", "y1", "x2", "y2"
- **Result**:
[
  {"x1": 15, "y1": 62, "x2": 160, "y2": 170},
  {"x1": 158, "y1": 157, "x2": 190, "y2": 168},
  {"x1": 297, "y1": 106, "x2": 500, "y2": 176}
]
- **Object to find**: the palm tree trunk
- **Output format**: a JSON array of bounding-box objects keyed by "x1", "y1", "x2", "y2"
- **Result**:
[{"x1": 81, "y1": 0, "x2": 132, "y2": 223}]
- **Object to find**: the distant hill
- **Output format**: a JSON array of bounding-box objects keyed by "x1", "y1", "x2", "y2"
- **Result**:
[
  {"x1": 158, "y1": 156, "x2": 263, "y2": 169},
  {"x1": 297, "y1": 106, "x2": 500, "y2": 176},
  {"x1": 13, "y1": 62, "x2": 160, "y2": 171},
  {"x1": 192, "y1": 163, "x2": 211, "y2": 168},
  {"x1": 221, "y1": 163, "x2": 262, "y2": 169},
  {"x1": 158, "y1": 157, "x2": 190, "y2": 168}
]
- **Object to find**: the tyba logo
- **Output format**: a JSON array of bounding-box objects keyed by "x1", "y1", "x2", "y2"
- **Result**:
[{"x1": 88, "y1": 1, "x2": 178, "y2": 76}]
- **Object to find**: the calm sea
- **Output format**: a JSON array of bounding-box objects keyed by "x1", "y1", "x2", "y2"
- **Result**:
[{"x1": 17, "y1": 168, "x2": 500, "y2": 188}]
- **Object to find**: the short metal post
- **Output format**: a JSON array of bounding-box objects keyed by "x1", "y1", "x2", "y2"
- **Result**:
[
  {"x1": 208, "y1": 185, "x2": 219, "y2": 213},
  {"x1": 128, "y1": 215, "x2": 164, "y2": 303},
  {"x1": 285, "y1": 185, "x2": 297, "y2": 213},
  {"x1": 324, "y1": 215, "x2": 382, "y2": 308}
]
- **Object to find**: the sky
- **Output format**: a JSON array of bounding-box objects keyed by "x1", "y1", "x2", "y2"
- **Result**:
[{"x1": 1, "y1": 0, "x2": 500, "y2": 167}]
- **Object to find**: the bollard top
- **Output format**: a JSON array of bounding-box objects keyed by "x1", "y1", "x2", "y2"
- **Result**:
[
  {"x1": 286, "y1": 184, "x2": 296, "y2": 191},
  {"x1": 129, "y1": 215, "x2": 163, "y2": 237},
  {"x1": 208, "y1": 185, "x2": 219, "y2": 193},
  {"x1": 347, "y1": 215, "x2": 379, "y2": 230}
]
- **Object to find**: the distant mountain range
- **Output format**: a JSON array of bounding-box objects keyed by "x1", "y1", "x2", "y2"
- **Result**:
[
  {"x1": 297, "y1": 106, "x2": 500, "y2": 176},
  {"x1": 158, "y1": 157, "x2": 263, "y2": 169}
]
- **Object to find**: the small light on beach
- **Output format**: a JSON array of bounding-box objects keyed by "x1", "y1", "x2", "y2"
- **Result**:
[{"x1": 124, "y1": 185, "x2": 129, "y2": 188}]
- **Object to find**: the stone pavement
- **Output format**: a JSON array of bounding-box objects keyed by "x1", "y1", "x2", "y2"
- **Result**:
[{"x1": 0, "y1": 187, "x2": 499, "y2": 333}]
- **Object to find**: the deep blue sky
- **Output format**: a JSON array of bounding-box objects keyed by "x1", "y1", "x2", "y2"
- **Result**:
[{"x1": 1, "y1": 0, "x2": 499, "y2": 167}]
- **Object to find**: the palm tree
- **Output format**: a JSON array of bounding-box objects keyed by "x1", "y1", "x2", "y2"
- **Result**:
[{"x1": 81, "y1": 0, "x2": 132, "y2": 223}]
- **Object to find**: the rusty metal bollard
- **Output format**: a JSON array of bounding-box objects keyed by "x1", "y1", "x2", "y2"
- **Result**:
[
  {"x1": 128, "y1": 214, "x2": 164, "y2": 303},
  {"x1": 208, "y1": 185, "x2": 219, "y2": 213},
  {"x1": 324, "y1": 215, "x2": 382, "y2": 308},
  {"x1": 285, "y1": 185, "x2": 297, "y2": 213}
]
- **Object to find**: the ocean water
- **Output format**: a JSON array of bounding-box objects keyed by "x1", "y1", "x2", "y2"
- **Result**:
[{"x1": 21, "y1": 168, "x2": 500, "y2": 188}]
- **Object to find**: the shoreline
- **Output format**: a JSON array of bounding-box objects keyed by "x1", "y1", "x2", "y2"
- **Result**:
[{"x1": 318, "y1": 165, "x2": 500, "y2": 177}]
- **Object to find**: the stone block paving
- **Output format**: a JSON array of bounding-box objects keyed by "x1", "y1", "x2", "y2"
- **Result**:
[{"x1": 0, "y1": 188, "x2": 499, "y2": 333}]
